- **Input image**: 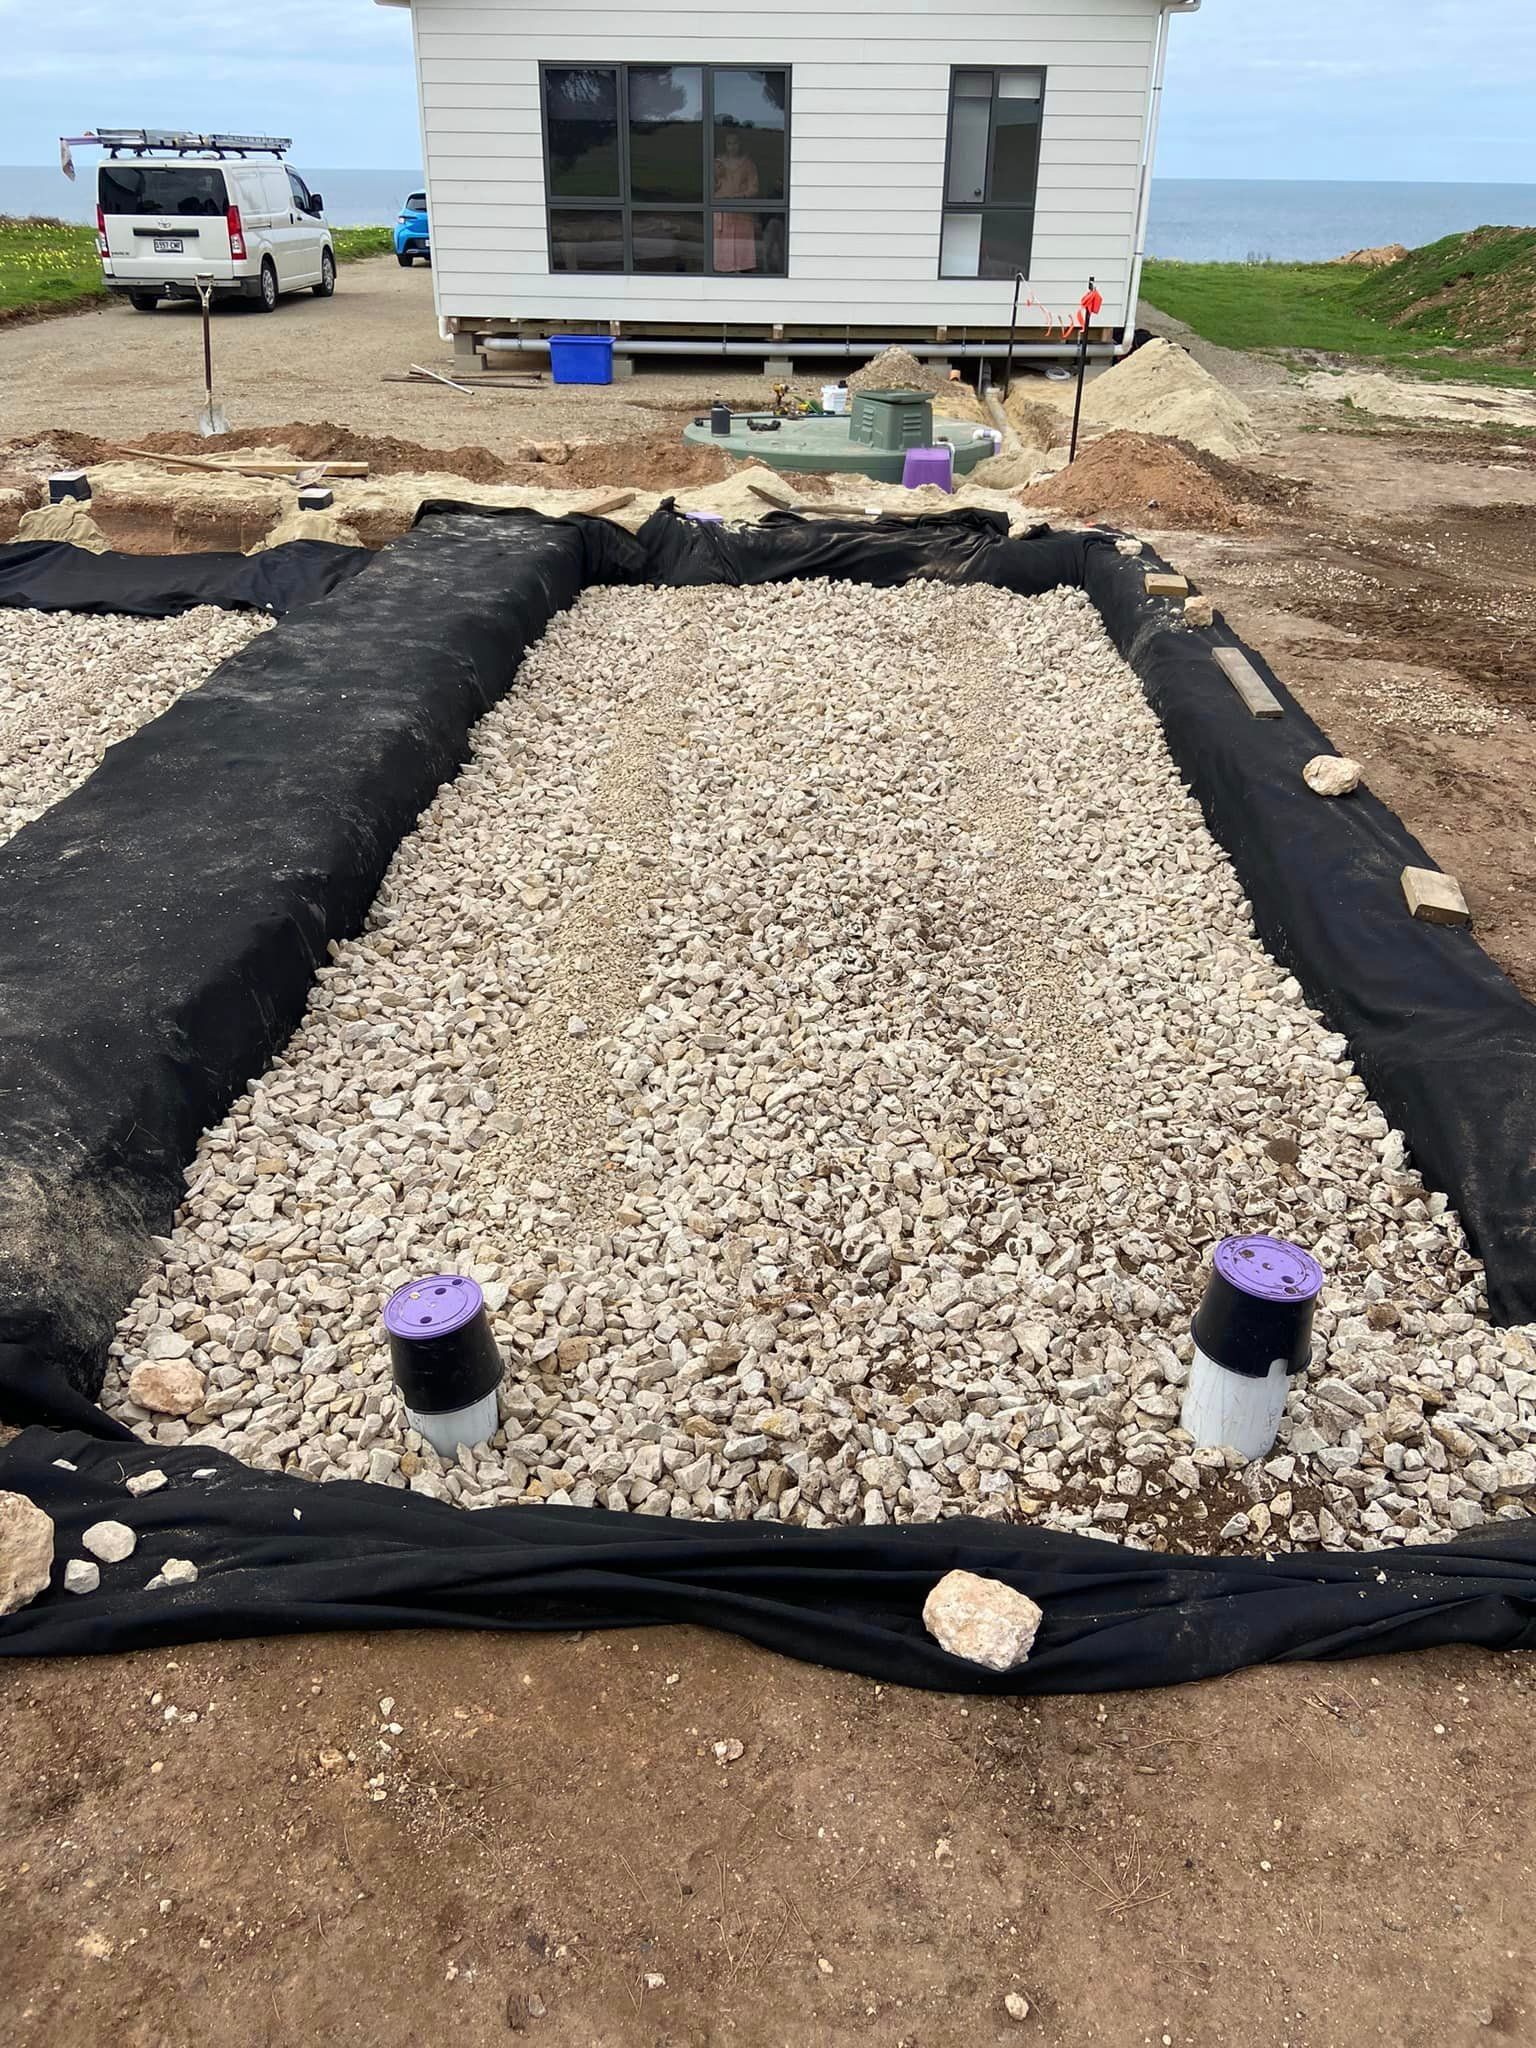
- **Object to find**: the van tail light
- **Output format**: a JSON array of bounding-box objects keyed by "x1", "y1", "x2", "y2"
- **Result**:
[
  {"x1": 95, "y1": 203, "x2": 108, "y2": 257},
  {"x1": 226, "y1": 204, "x2": 246, "y2": 259}
]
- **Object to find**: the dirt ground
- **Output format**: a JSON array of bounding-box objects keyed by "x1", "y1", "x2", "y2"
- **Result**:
[
  {"x1": 3, "y1": 264, "x2": 1536, "y2": 2047},
  {"x1": 4, "y1": 1627, "x2": 1532, "y2": 2048},
  {"x1": 0, "y1": 255, "x2": 787, "y2": 459}
]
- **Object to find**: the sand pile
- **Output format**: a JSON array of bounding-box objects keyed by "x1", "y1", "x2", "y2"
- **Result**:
[
  {"x1": 1010, "y1": 340, "x2": 1261, "y2": 460},
  {"x1": 250, "y1": 504, "x2": 364, "y2": 552},
  {"x1": 849, "y1": 348, "x2": 989, "y2": 425},
  {"x1": 1025, "y1": 431, "x2": 1306, "y2": 531},
  {"x1": 14, "y1": 499, "x2": 109, "y2": 551},
  {"x1": 1302, "y1": 370, "x2": 1536, "y2": 427}
]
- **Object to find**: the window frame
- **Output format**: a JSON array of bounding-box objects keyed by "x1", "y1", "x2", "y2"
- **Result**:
[
  {"x1": 938, "y1": 66, "x2": 1046, "y2": 281},
  {"x1": 538, "y1": 61, "x2": 792, "y2": 280}
]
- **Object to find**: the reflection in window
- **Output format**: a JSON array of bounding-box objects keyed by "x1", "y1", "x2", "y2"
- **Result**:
[
  {"x1": 542, "y1": 64, "x2": 788, "y2": 277},
  {"x1": 939, "y1": 67, "x2": 1044, "y2": 279},
  {"x1": 545, "y1": 67, "x2": 621, "y2": 199},
  {"x1": 549, "y1": 207, "x2": 625, "y2": 272},
  {"x1": 631, "y1": 210, "x2": 706, "y2": 273},
  {"x1": 628, "y1": 66, "x2": 704, "y2": 202},
  {"x1": 713, "y1": 67, "x2": 787, "y2": 202}
]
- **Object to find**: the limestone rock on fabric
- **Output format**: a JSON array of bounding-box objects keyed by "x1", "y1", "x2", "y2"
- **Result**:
[
  {"x1": 923, "y1": 1570, "x2": 1044, "y2": 1671},
  {"x1": 0, "y1": 1491, "x2": 55, "y2": 1614}
]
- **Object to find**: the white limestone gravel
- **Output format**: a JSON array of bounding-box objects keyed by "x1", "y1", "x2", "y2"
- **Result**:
[
  {"x1": 0, "y1": 606, "x2": 272, "y2": 848},
  {"x1": 104, "y1": 580, "x2": 1536, "y2": 1552}
]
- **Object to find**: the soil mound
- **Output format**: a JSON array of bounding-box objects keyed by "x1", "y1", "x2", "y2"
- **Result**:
[
  {"x1": 1334, "y1": 244, "x2": 1409, "y2": 268},
  {"x1": 1025, "y1": 431, "x2": 1307, "y2": 531},
  {"x1": 0, "y1": 424, "x2": 519, "y2": 485},
  {"x1": 848, "y1": 348, "x2": 988, "y2": 424},
  {"x1": 1068, "y1": 339, "x2": 1261, "y2": 460}
]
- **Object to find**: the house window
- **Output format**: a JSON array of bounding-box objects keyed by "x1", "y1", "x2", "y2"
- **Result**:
[
  {"x1": 939, "y1": 68, "x2": 1044, "y2": 279},
  {"x1": 542, "y1": 64, "x2": 789, "y2": 277}
]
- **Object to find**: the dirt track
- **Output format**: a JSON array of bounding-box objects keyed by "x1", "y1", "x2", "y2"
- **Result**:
[
  {"x1": 0, "y1": 255, "x2": 774, "y2": 459},
  {"x1": 5, "y1": 1627, "x2": 1533, "y2": 2048}
]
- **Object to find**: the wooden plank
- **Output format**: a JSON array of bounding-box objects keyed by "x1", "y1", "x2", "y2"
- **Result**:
[
  {"x1": 579, "y1": 491, "x2": 636, "y2": 516},
  {"x1": 1212, "y1": 644, "x2": 1284, "y2": 721},
  {"x1": 102, "y1": 446, "x2": 370, "y2": 480},
  {"x1": 1402, "y1": 867, "x2": 1472, "y2": 926},
  {"x1": 409, "y1": 362, "x2": 478, "y2": 395}
]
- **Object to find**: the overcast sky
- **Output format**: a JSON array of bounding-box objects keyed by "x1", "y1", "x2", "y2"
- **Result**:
[{"x1": 3, "y1": 0, "x2": 1535, "y2": 182}]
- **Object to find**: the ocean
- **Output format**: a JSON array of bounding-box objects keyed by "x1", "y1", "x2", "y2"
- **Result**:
[
  {"x1": 1145, "y1": 178, "x2": 1536, "y2": 264},
  {"x1": 5, "y1": 165, "x2": 1536, "y2": 259},
  {"x1": 0, "y1": 165, "x2": 422, "y2": 227}
]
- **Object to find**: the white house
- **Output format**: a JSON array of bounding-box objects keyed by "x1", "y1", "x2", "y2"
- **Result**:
[{"x1": 377, "y1": 0, "x2": 1199, "y2": 372}]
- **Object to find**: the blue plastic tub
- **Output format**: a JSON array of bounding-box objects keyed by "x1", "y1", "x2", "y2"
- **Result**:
[{"x1": 549, "y1": 334, "x2": 614, "y2": 385}]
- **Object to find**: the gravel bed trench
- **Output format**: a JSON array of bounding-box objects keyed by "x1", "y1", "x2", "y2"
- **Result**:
[
  {"x1": 0, "y1": 607, "x2": 273, "y2": 849},
  {"x1": 106, "y1": 580, "x2": 1536, "y2": 1551}
]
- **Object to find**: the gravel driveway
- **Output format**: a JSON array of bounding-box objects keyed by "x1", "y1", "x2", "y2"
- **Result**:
[
  {"x1": 0, "y1": 256, "x2": 780, "y2": 459},
  {"x1": 103, "y1": 580, "x2": 1536, "y2": 1550}
]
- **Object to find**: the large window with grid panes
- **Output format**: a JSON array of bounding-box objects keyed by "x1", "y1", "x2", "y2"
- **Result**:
[{"x1": 541, "y1": 64, "x2": 790, "y2": 278}]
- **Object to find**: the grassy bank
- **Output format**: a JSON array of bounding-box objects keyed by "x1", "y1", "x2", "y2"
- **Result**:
[
  {"x1": 0, "y1": 219, "x2": 394, "y2": 323},
  {"x1": 1142, "y1": 231, "x2": 1536, "y2": 389}
]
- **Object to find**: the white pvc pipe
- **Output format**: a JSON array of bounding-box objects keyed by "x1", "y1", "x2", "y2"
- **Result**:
[
  {"x1": 1120, "y1": 4, "x2": 1176, "y2": 356},
  {"x1": 1180, "y1": 1347, "x2": 1294, "y2": 1463},
  {"x1": 406, "y1": 1389, "x2": 500, "y2": 1458}
]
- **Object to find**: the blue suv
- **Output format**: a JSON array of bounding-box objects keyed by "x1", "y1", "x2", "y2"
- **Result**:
[{"x1": 394, "y1": 190, "x2": 430, "y2": 267}]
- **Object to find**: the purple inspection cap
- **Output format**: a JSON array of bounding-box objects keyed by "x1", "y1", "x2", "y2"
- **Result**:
[
  {"x1": 384, "y1": 1273, "x2": 484, "y2": 1339},
  {"x1": 1213, "y1": 1235, "x2": 1324, "y2": 1305},
  {"x1": 1193, "y1": 1234, "x2": 1323, "y2": 1382},
  {"x1": 383, "y1": 1273, "x2": 504, "y2": 1415}
]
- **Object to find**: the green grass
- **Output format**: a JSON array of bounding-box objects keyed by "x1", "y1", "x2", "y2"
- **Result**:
[
  {"x1": 331, "y1": 225, "x2": 393, "y2": 262},
  {"x1": 1354, "y1": 226, "x2": 1536, "y2": 345},
  {"x1": 0, "y1": 216, "x2": 395, "y2": 321},
  {"x1": 1141, "y1": 244, "x2": 1536, "y2": 390},
  {"x1": 0, "y1": 216, "x2": 109, "y2": 318}
]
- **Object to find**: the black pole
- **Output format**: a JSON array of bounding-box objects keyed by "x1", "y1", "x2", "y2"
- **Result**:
[
  {"x1": 1002, "y1": 269, "x2": 1023, "y2": 399},
  {"x1": 1068, "y1": 274, "x2": 1094, "y2": 464}
]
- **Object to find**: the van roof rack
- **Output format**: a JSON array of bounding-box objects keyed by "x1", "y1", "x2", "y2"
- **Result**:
[{"x1": 94, "y1": 129, "x2": 291, "y2": 160}]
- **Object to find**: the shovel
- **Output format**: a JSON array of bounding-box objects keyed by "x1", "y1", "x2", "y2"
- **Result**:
[{"x1": 195, "y1": 279, "x2": 229, "y2": 437}]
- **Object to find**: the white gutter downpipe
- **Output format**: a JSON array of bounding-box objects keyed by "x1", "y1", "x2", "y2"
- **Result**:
[{"x1": 1119, "y1": 1, "x2": 1199, "y2": 355}]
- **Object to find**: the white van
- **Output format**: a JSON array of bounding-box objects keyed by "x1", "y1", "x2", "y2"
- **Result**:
[{"x1": 95, "y1": 133, "x2": 335, "y2": 313}]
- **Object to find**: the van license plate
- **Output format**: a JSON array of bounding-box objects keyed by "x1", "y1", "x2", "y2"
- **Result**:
[{"x1": 153, "y1": 236, "x2": 184, "y2": 253}]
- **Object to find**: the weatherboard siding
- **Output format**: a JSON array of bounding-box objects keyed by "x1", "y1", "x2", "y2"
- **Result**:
[{"x1": 408, "y1": 0, "x2": 1163, "y2": 330}]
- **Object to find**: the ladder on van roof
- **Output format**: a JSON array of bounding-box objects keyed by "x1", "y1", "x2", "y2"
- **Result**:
[{"x1": 92, "y1": 130, "x2": 292, "y2": 159}]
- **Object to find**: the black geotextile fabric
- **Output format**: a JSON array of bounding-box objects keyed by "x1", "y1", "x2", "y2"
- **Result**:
[
  {"x1": 411, "y1": 496, "x2": 1107, "y2": 593},
  {"x1": 0, "y1": 536, "x2": 372, "y2": 617},
  {"x1": 1084, "y1": 545, "x2": 1536, "y2": 1327},
  {"x1": 3, "y1": 506, "x2": 1536, "y2": 1689},
  {"x1": 0, "y1": 512, "x2": 590, "y2": 1388},
  {"x1": 1, "y1": 1353, "x2": 1533, "y2": 1689}
]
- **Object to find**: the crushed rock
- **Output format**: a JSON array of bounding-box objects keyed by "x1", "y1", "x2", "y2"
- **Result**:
[
  {"x1": 0, "y1": 607, "x2": 272, "y2": 850},
  {"x1": 104, "y1": 580, "x2": 1536, "y2": 1554}
]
